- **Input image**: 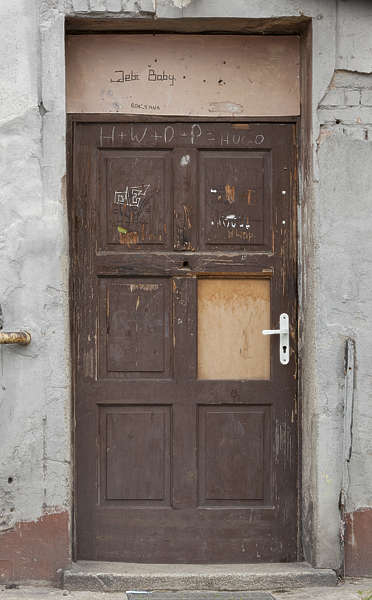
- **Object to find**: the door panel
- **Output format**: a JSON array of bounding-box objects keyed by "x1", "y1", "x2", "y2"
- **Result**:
[
  {"x1": 100, "y1": 405, "x2": 171, "y2": 505},
  {"x1": 200, "y1": 151, "x2": 270, "y2": 249},
  {"x1": 99, "y1": 149, "x2": 172, "y2": 250},
  {"x1": 72, "y1": 121, "x2": 298, "y2": 563},
  {"x1": 198, "y1": 404, "x2": 271, "y2": 506},
  {"x1": 98, "y1": 278, "x2": 172, "y2": 378}
]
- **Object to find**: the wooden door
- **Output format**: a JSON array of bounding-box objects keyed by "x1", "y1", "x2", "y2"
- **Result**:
[{"x1": 71, "y1": 120, "x2": 298, "y2": 563}]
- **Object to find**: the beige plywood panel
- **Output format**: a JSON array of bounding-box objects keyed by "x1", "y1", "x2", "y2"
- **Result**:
[
  {"x1": 66, "y1": 34, "x2": 300, "y2": 116},
  {"x1": 198, "y1": 278, "x2": 270, "y2": 380}
]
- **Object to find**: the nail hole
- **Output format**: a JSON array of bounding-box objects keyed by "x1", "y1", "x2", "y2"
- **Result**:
[
  {"x1": 336, "y1": 119, "x2": 341, "y2": 124},
  {"x1": 182, "y1": 260, "x2": 189, "y2": 268},
  {"x1": 8, "y1": 477, "x2": 13, "y2": 484}
]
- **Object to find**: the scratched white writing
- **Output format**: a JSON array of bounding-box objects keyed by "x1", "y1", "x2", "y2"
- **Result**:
[
  {"x1": 114, "y1": 184, "x2": 150, "y2": 208},
  {"x1": 191, "y1": 124, "x2": 202, "y2": 145},
  {"x1": 130, "y1": 127, "x2": 148, "y2": 143},
  {"x1": 99, "y1": 125, "x2": 265, "y2": 147},
  {"x1": 100, "y1": 126, "x2": 116, "y2": 146},
  {"x1": 164, "y1": 126, "x2": 175, "y2": 143},
  {"x1": 206, "y1": 131, "x2": 217, "y2": 142},
  {"x1": 211, "y1": 215, "x2": 251, "y2": 230}
]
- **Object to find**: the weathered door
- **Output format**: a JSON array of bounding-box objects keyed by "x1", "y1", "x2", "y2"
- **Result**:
[{"x1": 71, "y1": 120, "x2": 298, "y2": 562}]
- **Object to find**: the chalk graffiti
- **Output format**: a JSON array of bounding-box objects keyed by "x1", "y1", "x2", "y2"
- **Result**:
[
  {"x1": 114, "y1": 184, "x2": 151, "y2": 208},
  {"x1": 180, "y1": 154, "x2": 191, "y2": 166},
  {"x1": 99, "y1": 125, "x2": 265, "y2": 147},
  {"x1": 210, "y1": 214, "x2": 251, "y2": 230}
]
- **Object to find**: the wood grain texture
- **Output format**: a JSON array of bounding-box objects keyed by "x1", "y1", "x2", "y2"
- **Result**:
[
  {"x1": 197, "y1": 278, "x2": 270, "y2": 380},
  {"x1": 71, "y1": 119, "x2": 298, "y2": 562},
  {"x1": 198, "y1": 405, "x2": 271, "y2": 506},
  {"x1": 98, "y1": 149, "x2": 172, "y2": 250},
  {"x1": 99, "y1": 278, "x2": 172, "y2": 378},
  {"x1": 199, "y1": 151, "x2": 270, "y2": 249},
  {"x1": 101, "y1": 405, "x2": 171, "y2": 505},
  {"x1": 66, "y1": 35, "x2": 300, "y2": 117}
]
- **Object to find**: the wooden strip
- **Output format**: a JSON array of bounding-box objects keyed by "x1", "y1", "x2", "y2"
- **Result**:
[{"x1": 66, "y1": 35, "x2": 300, "y2": 117}]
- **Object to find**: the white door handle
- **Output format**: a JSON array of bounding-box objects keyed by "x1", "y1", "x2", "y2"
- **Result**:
[{"x1": 262, "y1": 313, "x2": 289, "y2": 365}]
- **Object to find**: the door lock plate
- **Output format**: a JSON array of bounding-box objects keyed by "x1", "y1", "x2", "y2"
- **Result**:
[{"x1": 262, "y1": 313, "x2": 289, "y2": 365}]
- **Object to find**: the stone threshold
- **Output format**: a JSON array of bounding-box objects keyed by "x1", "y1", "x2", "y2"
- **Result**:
[{"x1": 62, "y1": 561, "x2": 337, "y2": 593}]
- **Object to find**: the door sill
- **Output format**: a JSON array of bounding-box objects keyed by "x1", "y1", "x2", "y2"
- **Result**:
[{"x1": 62, "y1": 561, "x2": 337, "y2": 592}]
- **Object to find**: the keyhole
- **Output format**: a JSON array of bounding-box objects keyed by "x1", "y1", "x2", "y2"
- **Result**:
[{"x1": 283, "y1": 345, "x2": 287, "y2": 355}]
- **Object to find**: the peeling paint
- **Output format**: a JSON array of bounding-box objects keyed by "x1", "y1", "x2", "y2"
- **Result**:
[
  {"x1": 119, "y1": 230, "x2": 139, "y2": 245},
  {"x1": 171, "y1": 0, "x2": 193, "y2": 8},
  {"x1": 224, "y1": 185, "x2": 235, "y2": 205},
  {"x1": 0, "y1": 511, "x2": 70, "y2": 583},
  {"x1": 208, "y1": 101, "x2": 244, "y2": 114}
]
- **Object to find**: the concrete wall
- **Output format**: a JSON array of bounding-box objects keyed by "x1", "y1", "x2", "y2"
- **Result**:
[
  {"x1": 0, "y1": 0, "x2": 371, "y2": 582},
  {"x1": 0, "y1": 0, "x2": 70, "y2": 583}
]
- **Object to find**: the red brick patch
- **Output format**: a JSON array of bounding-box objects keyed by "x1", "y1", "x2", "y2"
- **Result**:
[
  {"x1": 345, "y1": 508, "x2": 372, "y2": 576},
  {"x1": 0, "y1": 511, "x2": 70, "y2": 583}
]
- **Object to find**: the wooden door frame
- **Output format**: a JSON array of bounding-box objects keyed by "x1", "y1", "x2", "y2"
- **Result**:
[
  {"x1": 66, "y1": 17, "x2": 313, "y2": 560},
  {"x1": 65, "y1": 11, "x2": 313, "y2": 561}
]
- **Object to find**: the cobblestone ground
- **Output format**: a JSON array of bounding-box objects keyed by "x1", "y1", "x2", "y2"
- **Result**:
[{"x1": 0, "y1": 580, "x2": 372, "y2": 600}]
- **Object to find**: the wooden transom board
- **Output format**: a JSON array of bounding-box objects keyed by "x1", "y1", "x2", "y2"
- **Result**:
[
  {"x1": 71, "y1": 121, "x2": 298, "y2": 562},
  {"x1": 66, "y1": 34, "x2": 300, "y2": 117}
]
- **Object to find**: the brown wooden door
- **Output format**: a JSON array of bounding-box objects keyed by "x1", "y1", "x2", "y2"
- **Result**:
[{"x1": 71, "y1": 120, "x2": 298, "y2": 563}]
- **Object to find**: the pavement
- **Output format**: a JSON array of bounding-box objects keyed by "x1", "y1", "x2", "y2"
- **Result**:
[{"x1": 1, "y1": 579, "x2": 372, "y2": 600}]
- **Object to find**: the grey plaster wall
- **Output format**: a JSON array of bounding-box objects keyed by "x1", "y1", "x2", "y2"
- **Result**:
[
  {"x1": 0, "y1": 0, "x2": 371, "y2": 575},
  {"x1": 0, "y1": 0, "x2": 70, "y2": 532}
]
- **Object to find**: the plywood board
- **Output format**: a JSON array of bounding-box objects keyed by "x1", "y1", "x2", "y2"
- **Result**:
[
  {"x1": 197, "y1": 278, "x2": 270, "y2": 380},
  {"x1": 66, "y1": 34, "x2": 300, "y2": 116}
]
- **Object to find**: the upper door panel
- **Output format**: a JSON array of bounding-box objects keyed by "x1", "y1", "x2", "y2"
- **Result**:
[
  {"x1": 99, "y1": 150, "x2": 172, "y2": 250},
  {"x1": 83, "y1": 122, "x2": 291, "y2": 255},
  {"x1": 199, "y1": 150, "x2": 271, "y2": 250}
]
